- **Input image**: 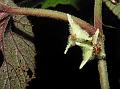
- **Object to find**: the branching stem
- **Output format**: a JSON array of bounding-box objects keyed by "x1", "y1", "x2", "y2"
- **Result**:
[
  {"x1": 94, "y1": 0, "x2": 110, "y2": 89},
  {"x1": 0, "y1": 2, "x2": 95, "y2": 35}
]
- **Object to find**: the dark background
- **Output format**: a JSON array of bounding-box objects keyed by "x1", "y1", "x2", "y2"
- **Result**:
[{"x1": 13, "y1": 0, "x2": 120, "y2": 89}]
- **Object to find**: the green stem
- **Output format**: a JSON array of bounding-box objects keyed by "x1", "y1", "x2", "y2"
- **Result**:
[
  {"x1": 94, "y1": 0, "x2": 110, "y2": 89},
  {"x1": 98, "y1": 59, "x2": 110, "y2": 89},
  {"x1": 94, "y1": 0, "x2": 102, "y2": 29},
  {"x1": 0, "y1": 2, "x2": 95, "y2": 35}
]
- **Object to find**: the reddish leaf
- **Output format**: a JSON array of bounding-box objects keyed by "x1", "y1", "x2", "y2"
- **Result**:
[
  {"x1": 0, "y1": 0, "x2": 36, "y2": 89},
  {"x1": 0, "y1": 25, "x2": 35, "y2": 89},
  {"x1": 0, "y1": 12, "x2": 9, "y2": 41}
]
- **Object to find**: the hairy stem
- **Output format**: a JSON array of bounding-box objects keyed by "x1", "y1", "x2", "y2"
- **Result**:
[
  {"x1": 94, "y1": 0, "x2": 110, "y2": 89},
  {"x1": 94, "y1": 0, "x2": 102, "y2": 29},
  {"x1": 98, "y1": 59, "x2": 109, "y2": 89},
  {"x1": 0, "y1": 2, "x2": 95, "y2": 35}
]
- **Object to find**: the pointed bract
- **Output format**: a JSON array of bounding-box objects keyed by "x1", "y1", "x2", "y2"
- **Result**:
[
  {"x1": 92, "y1": 28, "x2": 99, "y2": 45},
  {"x1": 76, "y1": 42, "x2": 93, "y2": 69},
  {"x1": 65, "y1": 14, "x2": 100, "y2": 69},
  {"x1": 67, "y1": 14, "x2": 92, "y2": 42},
  {"x1": 64, "y1": 37, "x2": 75, "y2": 54}
]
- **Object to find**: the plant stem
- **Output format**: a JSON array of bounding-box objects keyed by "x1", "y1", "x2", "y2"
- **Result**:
[
  {"x1": 98, "y1": 59, "x2": 110, "y2": 89},
  {"x1": 94, "y1": 0, "x2": 102, "y2": 29},
  {"x1": 0, "y1": 2, "x2": 95, "y2": 35},
  {"x1": 94, "y1": 0, "x2": 110, "y2": 89}
]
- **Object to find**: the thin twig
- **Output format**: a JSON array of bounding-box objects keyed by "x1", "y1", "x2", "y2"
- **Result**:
[
  {"x1": 98, "y1": 59, "x2": 110, "y2": 89},
  {"x1": 0, "y1": 2, "x2": 96, "y2": 35},
  {"x1": 94, "y1": 0, "x2": 110, "y2": 89}
]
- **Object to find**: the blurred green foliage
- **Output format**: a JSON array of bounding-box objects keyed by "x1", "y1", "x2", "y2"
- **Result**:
[
  {"x1": 19, "y1": 0, "x2": 79, "y2": 9},
  {"x1": 41, "y1": 0, "x2": 78, "y2": 9}
]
